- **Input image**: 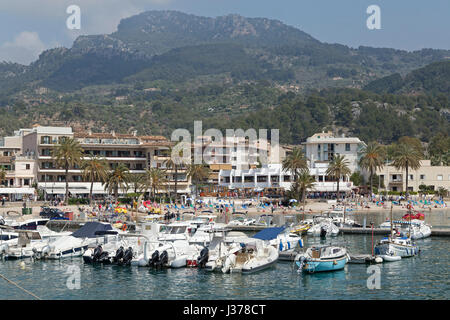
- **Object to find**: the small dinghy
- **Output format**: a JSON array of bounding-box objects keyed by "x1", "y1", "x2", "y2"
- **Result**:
[{"x1": 379, "y1": 253, "x2": 401, "y2": 262}]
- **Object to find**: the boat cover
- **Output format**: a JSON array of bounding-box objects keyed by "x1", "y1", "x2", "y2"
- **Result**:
[
  {"x1": 71, "y1": 222, "x2": 117, "y2": 238},
  {"x1": 252, "y1": 227, "x2": 285, "y2": 240}
]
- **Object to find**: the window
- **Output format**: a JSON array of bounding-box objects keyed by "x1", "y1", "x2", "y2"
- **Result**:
[
  {"x1": 23, "y1": 179, "x2": 30, "y2": 186},
  {"x1": 420, "y1": 174, "x2": 425, "y2": 180},
  {"x1": 409, "y1": 174, "x2": 413, "y2": 180},
  {"x1": 26, "y1": 164, "x2": 30, "y2": 170},
  {"x1": 41, "y1": 136, "x2": 51, "y2": 144},
  {"x1": 345, "y1": 143, "x2": 350, "y2": 151},
  {"x1": 437, "y1": 175, "x2": 443, "y2": 181}
]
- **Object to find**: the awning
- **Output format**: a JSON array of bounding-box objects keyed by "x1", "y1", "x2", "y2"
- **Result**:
[
  {"x1": 252, "y1": 227, "x2": 286, "y2": 241},
  {"x1": 72, "y1": 222, "x2": 117, "y2": 238},
  {"x1": 0, "y1": 187, "x2": 35, "y2": 194}
]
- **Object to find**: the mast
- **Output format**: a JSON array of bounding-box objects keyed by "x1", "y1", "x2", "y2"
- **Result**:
[{"x1": 390, "y1": 202, "x2": 393, "y2": 240}]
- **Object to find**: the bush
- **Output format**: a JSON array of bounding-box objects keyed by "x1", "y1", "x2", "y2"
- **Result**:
[
  {"x1": 118, "y1": 197, "x2": 133, "y2": 204},
  {"x1": 68, "y1": 198, "x2": 89, "y2": 205}
]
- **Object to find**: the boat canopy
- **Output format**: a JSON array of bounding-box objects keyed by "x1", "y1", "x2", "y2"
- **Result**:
[
  {"x1": 71, "y1": 222, "x2": 117, "y2": 238},
  {"x1": 252, "y1": 227, "x2": 285, "y2": 241}
]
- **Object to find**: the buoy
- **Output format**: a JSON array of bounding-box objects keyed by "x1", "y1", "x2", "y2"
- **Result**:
[
  {"x1": 375, "y1": 256, "x2": 383, "y2": 263},
  {"x1": 19, "y1": 261, "x2": 26, "y2": 269}
]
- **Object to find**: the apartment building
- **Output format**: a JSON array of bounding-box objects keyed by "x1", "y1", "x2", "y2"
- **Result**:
[
  {"x1": 17, "y1": 126, "x2": 190, "y2": 198},
  {"x1": 375, "y1": 160, "x2": 450, "y2": 193},
  {"x1": 219, "y1": 131, "x2": 364, "y2": 193}
]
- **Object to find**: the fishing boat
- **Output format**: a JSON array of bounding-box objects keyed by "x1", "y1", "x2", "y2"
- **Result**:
[
  {"x1": 374, "y1": 204, "x2": 419, "y2": 258},
  {"x1": 295, "y1": 245, "x2": 349, "y2": 273},
  {"x1": 374, "y1": 236, "x2": 419, "y2": 257}
]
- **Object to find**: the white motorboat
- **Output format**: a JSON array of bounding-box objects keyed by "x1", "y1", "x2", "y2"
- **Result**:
[
  {"x1": 0, "y1": 216, "x2": 49, "y2": 230},
  {"x1": 204, "y1": 236, "x2": 278, "y2": 273},
  {"x1": 34, "y1": 222, "x2": 121, "y2": 259},
  {"x1": 222, "y1": 238, "x2": 279, "y2": 273},
  {"x1": 307, "y1": 218, "x2": 339, "y2": 237},
  {"x1": 374, "y1": 235, "x2": 419, "y2": 258},
  {"x1": 227, "y1": 217, "x2": 257, "y2": 227},
  {"x1": 131, "y1": 239, "x2": 199, "y2": 268},
  {"x1": 379, "y1": 219, "x2": 431, "y2": 240},
  {"x1": 1, "y1": 224, "x2": 72, "y2": 259},
  {"x1": 82, "y1": 235, "x2": 142, "y2": 265},
  {"x1": 252, "y1": 227, "x2": 303, "y2": 253},
  {"x1": 0, "y1": 229, "x2": 19, "y2": 255}
]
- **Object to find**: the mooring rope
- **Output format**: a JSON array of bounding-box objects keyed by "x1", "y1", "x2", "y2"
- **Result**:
[{"x1": 0, "y1": 272, "x2": 42, "y2": 300}]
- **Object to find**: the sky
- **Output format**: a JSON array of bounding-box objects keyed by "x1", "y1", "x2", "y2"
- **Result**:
[{"x1": 0, "y1": 0, "x2": 449, "y2": 65}]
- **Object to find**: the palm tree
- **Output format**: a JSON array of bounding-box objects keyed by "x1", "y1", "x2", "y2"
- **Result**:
[
  {"x1": 282, "y1": 147, "x2": 308, "y2": 181},
  {"x1": 392, "y1": 143, "x2": 422, "y2": 199},
  {"x1": 0, "y1": 167, "x2": 6, "y2": 186},
  {"x1": 52, "y1": 137, "x2": 84, "y2": 202},
  {"x1": 186, "y1": 163, "x2": 210, "y2": 197},
  {"x1": 296, "y1": 171, "x2": 316, "y2": 220},
  {"x1": 326, "y1": 154, "x2": 351, "y2": 201},
  {"x1": 144, "y1": 168, "x2": 167, "y2": 200},
  {"x1": 81, "y1": 155, "x2": 108, "y2": 204},
  {"x1": 164, "y1": 146, "x2": 184, "y2": 202},
  {"x1": 128, "y1": 173, "x2": 146, "y2": 194},
  {"x1": 103, "y1": 164, "x2": 129, "y2": 202},
  {"x1": 358, "y1": 142, "x2": 386, "y2": 195}
]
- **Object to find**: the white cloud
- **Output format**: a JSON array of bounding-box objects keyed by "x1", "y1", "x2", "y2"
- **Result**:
[
  {"x1": 0, "y1": 0, "x2": 174, "y2": 63},
  {"x1": 0, "y1": 31, "x2": 47, "y2": 65}
]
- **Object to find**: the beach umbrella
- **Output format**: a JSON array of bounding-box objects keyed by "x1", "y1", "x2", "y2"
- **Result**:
[{"x1": 289, "y1": 199, "x2": 298, "y2": 203}]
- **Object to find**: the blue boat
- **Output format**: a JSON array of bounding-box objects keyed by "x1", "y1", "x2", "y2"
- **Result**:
[{"x1": 295, "y1": 245, "x2": 348, "y2": 273}]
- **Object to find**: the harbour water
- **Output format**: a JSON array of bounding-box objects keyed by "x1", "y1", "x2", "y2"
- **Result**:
[{"x1": 1, "y1": 233, "x2": 448, "y2": 300}]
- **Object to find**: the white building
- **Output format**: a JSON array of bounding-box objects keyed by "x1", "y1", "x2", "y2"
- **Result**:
[{"x1": 219, "y1": 131, "x2": 364, "y2": 193}]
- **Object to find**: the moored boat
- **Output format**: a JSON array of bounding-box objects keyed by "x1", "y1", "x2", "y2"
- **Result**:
[{"x1": 295, "y1": 245, "x2": 349, "y2": 273}]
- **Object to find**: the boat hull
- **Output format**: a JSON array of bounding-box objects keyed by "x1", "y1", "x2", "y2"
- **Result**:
[
  {"x1": 374, "y1": 243, "x2": 418, "y2": 258},
  {"x1": 296, "y1": 256, "x2": 347, "y2": 273}
]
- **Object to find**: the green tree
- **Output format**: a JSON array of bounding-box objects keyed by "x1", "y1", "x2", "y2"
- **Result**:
[
  {"x1": 350, "y1": 171, "x2": 364, "y2": 187},
  {"x1": 103, "y1": 164, "x2": 129, "y2": 202},
  {"x1": 186, "y1": 163, "x2": 210, "y2": 197},
  {"x1": 0, "y1": 167, "x2": 6, "y2": 186},
  {"x1": 52, "y1": 137, "x2": 84, "y2": 202},
  {"x1": 392, "y1": 143, "x2": 422, "y2": 198},
  {"x1": 326, "y1": 154, "x2": 351, "y2": 200},
  {"x1": 128, "y1": 173, "x2": 146, "y2": 194},
  {"x1": 358, "y1": 141, "x2": 386, "y2": 194},
  {"x1": 282, "y1": 147, "x2": 308, "y2": 181},
  {"x1": 428, "y1": 133, "x2": 450, "y2": 166},
  {"x1": 81, "y1": 155, "x2": 108, "y2": 204},
  {"x1": 144, "y1": 168, "x2": 167, "y2": 199},
  {"x1": 295, "y1": 171, "x2": 316, "y2": 218}
]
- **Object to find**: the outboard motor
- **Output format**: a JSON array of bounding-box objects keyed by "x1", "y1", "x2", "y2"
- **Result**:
[
  {"x1": 93, "y1": 245, "x2": 103, "y2": 262},
  {"x1": 197, "y1": 247, "x2": 209, "y2": 268},
  {"x1": 113, "y1": 246, "x2": 124, "y2": 263},
  {"x1": 297, "y1": 256, "x2": 307, "y2": 273},
  {"x1": 121, "y1": 247, "x2": 133, "y2": 266},
  {"x1": 154, "y1": 250, "x2": 168, "y2": 269},
  {"x1": 148, "y1": 250, "x2": 160, "y2": 267},
  {"x1": 320, "y1": 226, "x2": 327, "y2": 238}
]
